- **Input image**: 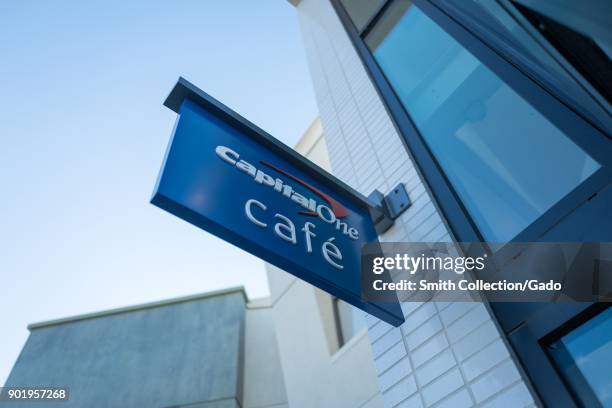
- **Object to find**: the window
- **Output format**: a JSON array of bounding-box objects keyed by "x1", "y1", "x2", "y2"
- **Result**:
[
  {"x1": 513, "y1": 2, "x2": 612, "y2": 105},
  {"x1": 332, "y1": 296, "x2": 365, "y2": 347},
  {"x1": 427, "y1": 0, "x2": 612, "y2": 133},
  {"x1": 547, "y1": 308, "x2": 612, "y2": 407},
  {"x1": 315, "y1": 288, "x2": 365, "y2": 353},
  {"x1": 365, "y1": 0, "x2": 600, "y2": 242}
]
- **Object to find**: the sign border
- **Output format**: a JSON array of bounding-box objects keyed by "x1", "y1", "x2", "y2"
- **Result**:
[{"x1": 152, "y1": 77, "x2": 405, "y2": 326}]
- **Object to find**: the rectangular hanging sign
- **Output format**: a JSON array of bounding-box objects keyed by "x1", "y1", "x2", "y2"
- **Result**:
[{"x1": 152, "y1": 78, "x2": 404, "y2": 326}]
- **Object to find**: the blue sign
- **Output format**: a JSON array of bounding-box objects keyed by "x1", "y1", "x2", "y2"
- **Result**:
[{"x1": 152, "y1": 78, "x2": 404, "y2": 326}]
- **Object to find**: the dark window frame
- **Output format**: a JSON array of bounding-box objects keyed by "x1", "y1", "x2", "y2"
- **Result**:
[
  {"x1": 542, "y1": 305, "x2": 611, "y2": 407},
  {"x1": 335, "y1": 0, "x2": 612, "y2": 246},
  {"x1": 331, "y1": 0, "x2": 612, "y2": 269},
  {"x1": 507, "y1": 302, "x2": 610, "y2": 407},
  {"x1": 330, "y1": 0, "x2": 612, "y2": 406},
  {"x1": 427, "y1": 0, "x2": 612, "y2": 136}
]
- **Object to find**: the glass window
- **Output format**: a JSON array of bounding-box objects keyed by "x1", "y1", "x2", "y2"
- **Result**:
[
  {"x1": 315, "y1": 289, "x2": 365, "y2": 353},
  {"x1": 339, "y1": 0, "x2": 387, "y2": 32},
  {"x1": 428, "y1": 0, "x2": 612, "y2": 134},
  {"x1": 333, "y1": 297, "x2": 366, "y2": 346},
  {"x1": 548, "y1": 308, "x2": 612, "y2": 407},
  {"x1": 514, "y1": 2, "x2": 612, "y2": 106},
  {"x1": 366, "y1": 0, "x2": 600, "y2": 242}
]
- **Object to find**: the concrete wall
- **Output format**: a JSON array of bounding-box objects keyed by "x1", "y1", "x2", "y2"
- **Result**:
[
  {"x1": 292, "y1": 0, "x2": 539, "y2": 406},
  {"x1": 265, "y1": 118, "x2": 384, "y2": 408},
  {"x1": 3, "y1": 287, "x2": 289, "y2": 408},
  {"x1": 1, "y1": 289, "x2": 263, "y2": 408}
]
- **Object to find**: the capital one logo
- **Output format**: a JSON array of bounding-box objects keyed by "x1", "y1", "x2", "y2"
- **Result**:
[{"x1": 216, "y1": 145, "x2": 360, "y2": 270}]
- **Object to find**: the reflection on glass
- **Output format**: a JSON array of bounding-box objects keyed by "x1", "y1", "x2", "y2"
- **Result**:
[
  {"x1": 367, "y1": 1, "x2": 599, "y2": 242},
  {"x1": 548, "y1": 308, "x2": 612, "y2": 407},
  {"x1": 431, "y1": 0, "x2": 612, "y2": 130}
]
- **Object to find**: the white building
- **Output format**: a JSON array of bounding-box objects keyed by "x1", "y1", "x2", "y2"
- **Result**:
[{"x1": 279, "y1": 0, "x2": 612, "y2": 407}]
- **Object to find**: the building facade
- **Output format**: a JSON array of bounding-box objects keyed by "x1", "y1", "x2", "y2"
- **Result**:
[
  {"x1": 0, "y1": 121, "x2": 385, "y2": 408},
  {"x1": 288, "y1": 0, "x2": 611, "y2": 407},
  {"x1": 1, "y1": 288, "x2": 288, "y2": 408},
  {"x1": 4, "y1": 251, "x2": 384, "y2": 408},
  {"x1": 265, "y1": 118, "x2": 384, "y2": 408}
]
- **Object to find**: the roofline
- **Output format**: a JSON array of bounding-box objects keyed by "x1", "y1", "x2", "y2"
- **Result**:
[
  {"x1": 294, "y1": 117, "x2": 322, "y2": 155},
  {"x1": 28, "y1": 286, "x2": 247, "y2": 331}
]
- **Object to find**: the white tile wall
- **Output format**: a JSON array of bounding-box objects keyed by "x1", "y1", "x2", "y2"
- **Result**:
[{"x1": 293, "y1": 0, "x2": 538, "y2": 406}]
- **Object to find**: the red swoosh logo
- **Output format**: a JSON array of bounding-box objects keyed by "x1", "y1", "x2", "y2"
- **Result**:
[{"x1": 260, "y1": 160, "x2": 348, "y2": 219}]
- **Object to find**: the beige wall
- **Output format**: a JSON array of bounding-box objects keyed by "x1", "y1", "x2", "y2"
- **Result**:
[
  {"x1": 265, "y1": 118, "x2": 383, "y2": 408},
  {"x1": 242, "y1": 297, "x2": 289, "y2": 408}
]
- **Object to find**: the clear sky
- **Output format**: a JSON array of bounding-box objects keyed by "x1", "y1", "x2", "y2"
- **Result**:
[{"x1": 0, "y1": 0, "x2": 317, "y2": 384}]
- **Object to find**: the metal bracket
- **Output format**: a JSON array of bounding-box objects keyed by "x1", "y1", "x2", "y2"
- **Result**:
[{"x1": 369, "y1": 183, "x2": 411, "y2": 234}]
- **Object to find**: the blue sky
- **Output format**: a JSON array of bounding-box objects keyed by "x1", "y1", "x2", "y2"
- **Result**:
[{"x1": 0, "y1": 0, "x2": 317, "y2": 383}]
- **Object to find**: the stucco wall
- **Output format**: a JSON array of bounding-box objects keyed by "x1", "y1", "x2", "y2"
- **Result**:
[
  {"x1": 265, "y1": 118, "x2": 384, "y2": 408},
  {"x1": 292, "y1": 0, "x2": 538, "y2": 406},
  {"x1": 242, "y1": 298, "x2": 289, "y2": 408}
]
